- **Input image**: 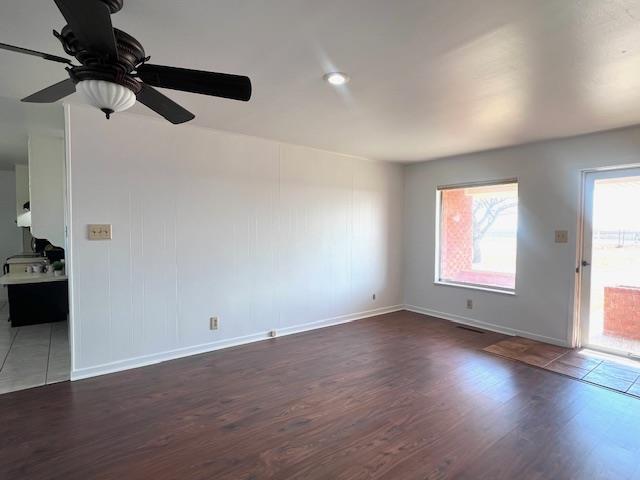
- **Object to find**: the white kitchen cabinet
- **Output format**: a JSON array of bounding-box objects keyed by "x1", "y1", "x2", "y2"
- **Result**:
[
  {"x1": 28, "y1": 135, "x2": 65, "y2": 248},
  {"x1": 15, "y1": 164, "x2": 30, "y2": 227}
]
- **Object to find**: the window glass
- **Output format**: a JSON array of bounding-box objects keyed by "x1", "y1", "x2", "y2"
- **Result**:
[{"x1": 438, "y1": 181, "x2": 518, "y2": 291}]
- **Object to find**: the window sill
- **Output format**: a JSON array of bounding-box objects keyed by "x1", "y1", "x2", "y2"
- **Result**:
[{"x1": 434, "y1": 281, "x2": 517, "y2": 296}]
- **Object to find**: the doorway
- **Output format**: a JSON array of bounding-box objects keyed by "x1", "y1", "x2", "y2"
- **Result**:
[
  {"x1": 0, "y1": 99, "x2": 69, "y2": 394},
  {"x1": 579, "y1": 167, "x2": 640, "y2": 358}
]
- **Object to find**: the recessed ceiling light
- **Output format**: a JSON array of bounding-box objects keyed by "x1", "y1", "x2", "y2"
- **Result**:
[{"x1": 324, "y1": 72, "x2": 350, "y2": 86}]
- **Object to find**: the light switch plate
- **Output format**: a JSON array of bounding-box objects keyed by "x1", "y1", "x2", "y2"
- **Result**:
[
  {"x1": 555, "y1": 230, "x2": 568, "y2": 243},
  {"x1": 88, "y1": 224, "x2": 112, "y2": 240}
]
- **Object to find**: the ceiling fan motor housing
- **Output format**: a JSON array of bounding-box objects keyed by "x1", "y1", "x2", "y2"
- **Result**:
[{"x1": 58, "y1": 26, "x2": 145, "y2": 94}]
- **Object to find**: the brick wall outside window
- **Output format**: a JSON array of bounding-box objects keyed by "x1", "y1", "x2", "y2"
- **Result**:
[
  {"x1": 438, "y1": 183, "x2": 517, "y2": 290},
  {"x1": 604, "y1": 286, "x2": 640, "y2": 340},
  {"x1": 440, "y1": 189, "x2": 473, "y2": 280}
]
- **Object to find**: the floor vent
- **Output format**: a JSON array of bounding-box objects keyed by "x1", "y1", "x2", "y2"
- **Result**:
[{"x1": 456, "y1": 325, "x2": 486, "y2": 334}]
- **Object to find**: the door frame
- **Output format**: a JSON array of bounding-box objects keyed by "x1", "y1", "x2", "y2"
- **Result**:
[
  {"x1": 63, "y1": 104, "x2": 75, "y2": 378},
  {"x1": 573, "y1": 164, "x2": 640, "y2": 357}
]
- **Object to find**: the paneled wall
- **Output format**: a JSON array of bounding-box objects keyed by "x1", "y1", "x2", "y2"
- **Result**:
[{"x1": 67, "y1": 106, "x2": 403, "y2": 378}]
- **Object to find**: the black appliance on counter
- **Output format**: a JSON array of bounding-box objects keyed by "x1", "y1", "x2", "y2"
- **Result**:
[{"x1": 32, "y1": 238, "x2": 65, "y2": 263}]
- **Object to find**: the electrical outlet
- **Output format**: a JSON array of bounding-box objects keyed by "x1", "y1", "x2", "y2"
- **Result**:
[
  {"x1": 209, "y1": 316, "x2": 219, "y2": 330},
  {"x1": 372, "y1": 293, "x2": 376, "y2": 301},
  {"x1": 466, "y1": 299, "x2": 473, "y2": 309},
  {"x1": 555, "y1": 230, "x2": 568, "y2": 243},
  {"x1": 269, "y1": 330, "x2": 277, "y2": 338},
  {"x1": 88, "y1": 224, "x2": 112, "y2": 240}
]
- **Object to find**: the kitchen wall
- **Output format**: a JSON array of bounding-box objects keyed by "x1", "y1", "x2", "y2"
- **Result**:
[
  {"x1": 0, "y1": 169, "x2": 22, "y2": 300},
  {"x1": 404, "y1": 124, "x2": 640, "y2": 346},
  {"x1": 66, "y1": 105, "x2": 404, "y2": 378}
]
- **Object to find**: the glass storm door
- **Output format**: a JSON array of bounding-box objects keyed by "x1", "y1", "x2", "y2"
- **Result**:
[{"x1": 580, "y1": 168, "x2": 640, "y2": 358}]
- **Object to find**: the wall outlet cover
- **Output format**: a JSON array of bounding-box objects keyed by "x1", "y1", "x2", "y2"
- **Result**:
[
  {"x1": 466, "y1": 299, "x2": 473, "y2": 309},
  {"x1": 209, "y1": 317, "x2": 219, "y2": 330}
]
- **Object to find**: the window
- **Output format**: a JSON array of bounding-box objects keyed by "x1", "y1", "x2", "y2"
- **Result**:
[{"x1": 436, "y1": 180, "x2": 518, "y2": 292}]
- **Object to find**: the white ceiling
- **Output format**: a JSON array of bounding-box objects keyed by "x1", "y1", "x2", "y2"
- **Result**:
[{"x1": 2, "y1": 0, "x2": 640, "y2": 162}]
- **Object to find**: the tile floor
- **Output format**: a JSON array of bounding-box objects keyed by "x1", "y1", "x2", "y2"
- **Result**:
[
  {"x1": 484, "y1": 336, "x2": 640, "y2": 397},
  {"x1": 483, "y1": 336, "x2": 568, "y2": 367},
  {"x1": 0, "y1": 301, "x2": 70, "y2": 394}
]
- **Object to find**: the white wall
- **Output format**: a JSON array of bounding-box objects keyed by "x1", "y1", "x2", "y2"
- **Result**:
[
  {"x1": 0, "y1": 169, "x2": 22, "y2": 300},
  {"x1": 404, "y1": 125, "x2": 640, "y2": 346},
  {"x1": 66, "y1": 105, "x2": 404, "y2": 378}
]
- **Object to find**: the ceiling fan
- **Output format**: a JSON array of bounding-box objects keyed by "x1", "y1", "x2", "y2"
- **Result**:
[{"x1": 0, "y1": 0, "x2": 252, "y2": 124}]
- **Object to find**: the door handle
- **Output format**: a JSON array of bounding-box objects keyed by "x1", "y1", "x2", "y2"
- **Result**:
[{"x1": 577, "y1": 260, "x2": 590, "y2": 273}]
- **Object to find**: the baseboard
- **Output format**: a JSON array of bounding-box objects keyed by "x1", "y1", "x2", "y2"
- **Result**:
[
  {"x1": 276, "y1": 305, "x2": 402, "y2": 337},
  {"x1": 404, "y1": 304, "x2": 569, "y2": 347},
  {"x1": 71, "y1": 304, "x2": 403, "y2": 381}
]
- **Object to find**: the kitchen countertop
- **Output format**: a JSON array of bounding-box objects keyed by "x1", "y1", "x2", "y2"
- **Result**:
[{"x1": 0, "y1": 272, "x2": 68, "y2": 286}]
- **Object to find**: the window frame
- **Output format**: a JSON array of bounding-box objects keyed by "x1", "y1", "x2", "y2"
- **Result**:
[{"x1": 434, "y1": 178, "x2": 519, "y2": 295}]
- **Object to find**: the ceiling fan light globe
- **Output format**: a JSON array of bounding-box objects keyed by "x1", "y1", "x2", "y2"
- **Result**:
[{"x1": 76, "y1": 80, "x2": 136, "y2": 116}]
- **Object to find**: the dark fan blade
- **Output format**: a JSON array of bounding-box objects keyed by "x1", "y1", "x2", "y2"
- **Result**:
[
  {"x1": 53, "y1": 0, "x2": 118, "y2": 59},
  {"x1": 22, "y1": 78, "x2": 76, "y2": 103},
  {"x1": 0, "y1": 42, "x2": 72, "y2": 64},
  {"x1": 137, "y1": 84, "x2": 195, "y2": 124},
  {"x1": 137, "y1": 64, "x2": 251, "y2": 101}
]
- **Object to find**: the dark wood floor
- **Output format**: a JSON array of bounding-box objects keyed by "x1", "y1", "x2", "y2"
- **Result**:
[{"x1": 2, "y1": 311, "x2": 640, "y2": 479}]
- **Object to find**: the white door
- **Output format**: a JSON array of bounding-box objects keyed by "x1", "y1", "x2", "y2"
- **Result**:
[{"x1": 580, "y1": 167, "x2": 640, "y2": 358}]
